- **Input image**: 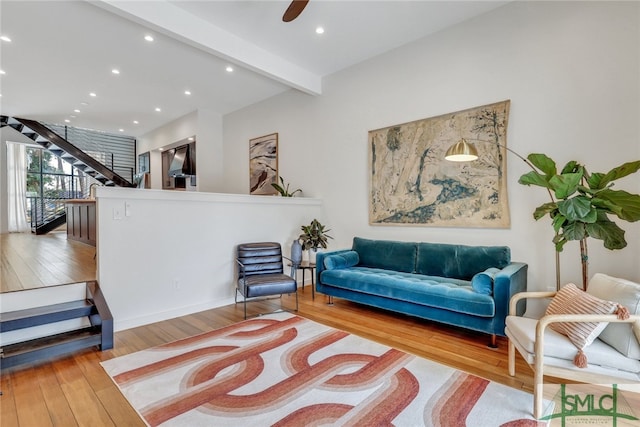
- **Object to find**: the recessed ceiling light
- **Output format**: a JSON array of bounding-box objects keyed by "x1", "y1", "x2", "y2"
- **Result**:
[
  {"x1": 315, "y1": 26, "x2": 325, "y2": 35},
  {"x1": 155, "y1": 107, "x2": 161, "y2": 112},
  {"x1": 184, "y1": 90, "x2": 191, "y2": 95},
  {"x1": 119, "y1": 129, "x2": 124, "y2": 132},
  {"x1": 133, "y1": 120, "x2": 139, "y2": 124},
  {"x1": 144, "y1": 35, "x2": 154, "y2": 42},
  {"x1": 80, "y1": 102, "x2": 89, "y2": 106},
  {"x1": 74, "y1": 109, "x2": 81, "y2": 113},
  {"x1": 225, "y1": 66, "x2": 234, "y2": 73},
  {"x1": 0, "y1": 36, "x2": 11, "y2": 42},
  {"x1": 65, "y1": 119, "x2": 70, "y2": 123},
  {"x1": 0, "y1": 70, "x2": 6, "y2": 75},
  {"x1": 70, "y1": 115, "x2": 76, "y2": 118},
  {"x1": 188, "y1": 137, "x2": 194, "y2": 141},
  {"x1": 112, "y1": 68, "x2": 120, "y2": 75},
  {"x1": 89, "y1": 92, "x2": 97, "y2": 97}
]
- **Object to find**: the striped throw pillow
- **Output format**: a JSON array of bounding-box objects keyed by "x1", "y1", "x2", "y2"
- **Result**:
[{"x1": 545, "y1": 283, "x2": 618, "y2": 350}]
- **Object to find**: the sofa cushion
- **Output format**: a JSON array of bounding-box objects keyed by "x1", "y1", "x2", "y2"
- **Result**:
[
  {"x1": 415, "y1": 242, "x2": 510, "y2": 280},
  {"x1": 352, "y1": 237, "x2": 416, "y2": 273},
  {"x1": 471, "y1": 267, "x2": 501, "y2": 295},
  {"x1": 320, "y1": 267, "x2": 495, "y2": 317},
  {"x1": 324, "y1": 251, "x2": 360, "y2": 270},
  {"x1": 506, "y1": 316, "x2": 640, "y2": 374},
  {"x1": 545, "y1": 283, "x2": 618, "y2": 350},
  {"x1": 587, "y1": 273, "x2": 640, "y2": 359}
]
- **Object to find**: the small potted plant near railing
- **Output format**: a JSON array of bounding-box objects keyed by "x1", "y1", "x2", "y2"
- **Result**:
[{"x1": 299, "y1": 219, "x2": 333, "y2": 263}]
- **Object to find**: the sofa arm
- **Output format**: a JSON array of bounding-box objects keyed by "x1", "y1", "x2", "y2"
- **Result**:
[
  {"x1": 493, "y1": 262, "x2": 528, "y2": 324},
  {"x1": 315, "y1": 249, "x2": 354, "y2": 285}
]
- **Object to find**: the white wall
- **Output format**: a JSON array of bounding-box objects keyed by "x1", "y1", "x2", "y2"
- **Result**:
[
  {"x1": 96, "y1": 186, "x2": 324, "y2": 331},
  {"x1": 197, "y1": 109, "x2": 224, "y2": 193},
  {"x1": 222, "y1": 1, "x2": 640, "y2": 288}
]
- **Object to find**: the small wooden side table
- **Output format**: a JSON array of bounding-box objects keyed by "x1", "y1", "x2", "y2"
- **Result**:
[{"x1": 288, "y1": 261, "x2": 316, "y2": 300}]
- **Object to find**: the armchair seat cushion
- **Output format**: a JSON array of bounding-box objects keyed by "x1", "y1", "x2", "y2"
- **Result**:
[
  {"x1": 239, "y1": 273, "x2": 296, "y2": 298},
  {"x1": 506, "y1": 316, "x2": 640, "y2": 375}
]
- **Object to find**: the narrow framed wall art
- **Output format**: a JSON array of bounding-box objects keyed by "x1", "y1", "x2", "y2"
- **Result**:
[{"x1": 249, "y1": 133, "x2": 279, "y2": 195}]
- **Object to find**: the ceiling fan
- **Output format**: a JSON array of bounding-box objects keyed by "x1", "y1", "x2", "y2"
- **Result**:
[{"x1": 282, "y1": 0, "x2": 309, "y2": 22}]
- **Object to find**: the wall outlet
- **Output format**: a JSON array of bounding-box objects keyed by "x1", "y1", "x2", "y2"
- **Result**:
[
  {"x1": 125, "y1": 202, "x2": 132, "y2": 217},
  {"x1": 113, "y1": 207, "x2": 122, "y2": 220}
]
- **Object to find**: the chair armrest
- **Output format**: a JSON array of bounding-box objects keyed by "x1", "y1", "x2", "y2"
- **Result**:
[
  {"x1": 509, "y1": 291, "x2": 557, "y2": 316},
  {"x1": 236, "y1": 258, "x2": 246, "y2": 280},
  {"x1": 281, "y1": 255, "x2": 296, "y2": 278},
  {"x1": 538, "y1": 313, "x2": 640, "y2": 335}
]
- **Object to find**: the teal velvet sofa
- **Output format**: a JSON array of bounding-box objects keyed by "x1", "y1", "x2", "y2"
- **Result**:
[{"x1": 315, "y1": 237, "x2": 528, "y2": 345}]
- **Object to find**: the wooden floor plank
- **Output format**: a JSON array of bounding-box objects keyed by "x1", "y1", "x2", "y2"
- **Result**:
[
  {"x1": 53, "y1": 356, "x2": 115, "y2": 427},
  {"x1": 0, "y1": 367, "x2": 19, "y2": 427},
  {"x1": 37, "y1": 364, "x2": 79, "y2": 427},
  {"x1": 11, "y1": 367, "x2": 54, "y2": 427}
]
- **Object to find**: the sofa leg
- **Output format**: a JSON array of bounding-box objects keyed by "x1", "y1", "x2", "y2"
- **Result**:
[
  {"x1": 327, "y1": 295, "x2": 334, "y2": 306},
  {"x1": 488, "y1": 334, "x2": 497, "y2": 349}
]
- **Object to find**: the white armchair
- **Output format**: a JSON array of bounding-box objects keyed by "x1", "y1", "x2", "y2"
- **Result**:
[{"x1": 505, "y1": 273, "x2": 640, "y2": 419}]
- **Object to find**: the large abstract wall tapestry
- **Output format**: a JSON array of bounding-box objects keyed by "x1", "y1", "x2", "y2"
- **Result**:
[
  {"x1": 249, "y1": 133, "x2": 278, "y2": 195},
  {"x1": 369, "y1": 100, "x2": 511, "y2": 227}
]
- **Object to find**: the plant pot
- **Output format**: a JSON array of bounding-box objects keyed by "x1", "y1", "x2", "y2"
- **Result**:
[{"x1": 309, "y1": 248, "x2": 318, "y2": 264}]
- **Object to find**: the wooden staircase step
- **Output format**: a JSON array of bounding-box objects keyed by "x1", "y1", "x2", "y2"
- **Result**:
[
  {"x1": 0, "y1": 327, "x2": 102, "y2": 369},
  {"x1": 0, "y1": 299, "x2": 95, "y2": 333}
]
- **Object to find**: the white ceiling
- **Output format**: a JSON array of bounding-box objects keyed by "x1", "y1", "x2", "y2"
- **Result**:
[{"x1": 0, "y1": 0, "x2": 507, "y2": 137}]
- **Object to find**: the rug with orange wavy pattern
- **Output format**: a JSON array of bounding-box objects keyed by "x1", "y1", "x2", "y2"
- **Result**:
[{"x1": 101, "y1": 312, "x2": 546, "y2": 426}]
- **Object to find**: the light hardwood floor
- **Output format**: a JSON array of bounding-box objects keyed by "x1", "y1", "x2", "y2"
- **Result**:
[
  {"x1": 1, "y1": 231, "x2": 96, "y2": 293},
  {"x1": 0, "y1": 233, "x2": 541, "y2": 426}
]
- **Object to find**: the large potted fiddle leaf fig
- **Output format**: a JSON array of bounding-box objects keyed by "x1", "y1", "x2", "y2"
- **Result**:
[{"x1": 518, "y1": 154, "x2": 640, "y2": 290}]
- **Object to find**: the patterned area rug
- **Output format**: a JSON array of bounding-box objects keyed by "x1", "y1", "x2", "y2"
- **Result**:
[{"x1": 101, "y1": 312, "x2": 545, "y2": 426}]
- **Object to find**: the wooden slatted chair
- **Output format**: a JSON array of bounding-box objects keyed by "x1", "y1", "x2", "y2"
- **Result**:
[{"x1": 505, "y1": 273, "x2": 640, "y2": 419}]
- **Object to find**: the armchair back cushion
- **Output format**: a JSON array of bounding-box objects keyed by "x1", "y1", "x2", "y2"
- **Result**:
[
  {"x1": 587, "y1": 273, "x2": 640, "y2": 359},
  {"x1": 415, "y1": 243, "x2": 511, "y2": 280},
  {"x1": 237, "y1": 242, "x2": 284, "y2": 277}
]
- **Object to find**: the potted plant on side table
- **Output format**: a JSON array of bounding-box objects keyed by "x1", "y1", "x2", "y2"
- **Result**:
[{"x1": 299, "y1": 219, "x2": 333, "y2": 264}]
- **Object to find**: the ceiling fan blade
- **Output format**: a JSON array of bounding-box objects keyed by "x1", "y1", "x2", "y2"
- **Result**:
[{"x1": 282, "y1": 0, "x2": 309, "y2": 22}]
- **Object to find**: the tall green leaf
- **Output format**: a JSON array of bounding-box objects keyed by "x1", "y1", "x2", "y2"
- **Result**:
[
  {"x1": 560, "y1": 161, "x2": 581, "y2": 175},
  {"x1": 519, "y1": 171, "x2": 552, "y2": 189},
  {"x1": 593, "y1": 189, "x2": 640, "y2": 222},
  {"x1": 549, "y1": 172, "x2": 583, "y2": 199},
  {"x1": 588, "y1": 160, "x2": 640, "y2": 190},
  {"x1": 552, "y1": 214, "x2": 566, "y2": 233},
  {"x1": 533, "y1": 202, "x2": 558, "y2": 220},
  {"x1": 557, "y1": 197, "x2": 597, "y2": 222},
  {"x1": 585, "y1": 218, "x2": 627, "y2": 250},
  {"x1": 562, "y1": 221, "x2": 587, "y2": 242},
  {"x1": 527, "y1": 153, "x2": 557, "y2": 176}
]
